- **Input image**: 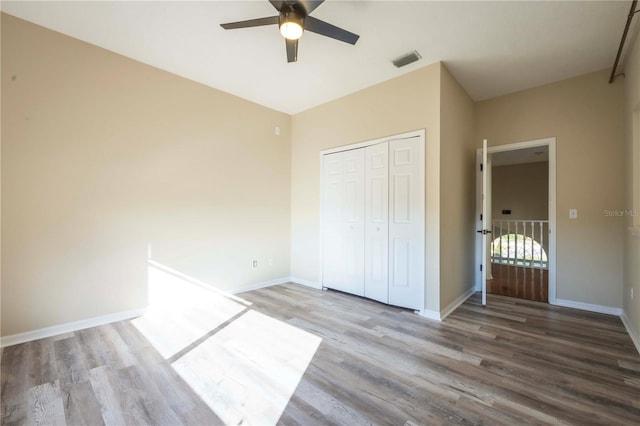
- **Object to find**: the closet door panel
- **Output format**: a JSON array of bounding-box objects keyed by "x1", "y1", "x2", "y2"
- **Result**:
[
  {"x1": 392, "y1": 238, "x2": 411, "y2": 287},
  {"x1": 322, "y1": 152, "x2": 345, "y2": 288},
  {"x1": 342, "y1": 148, "x2": 366, "y2": 296},
  {"x1": 388, "y1": 138, "x2": 425, "y2": 310},
  {"x1": 322, "y1": 149, "x2": 365, "y2": 296},
  {"x1": 365, "y1": 142, "x2": 389, "y2": 303}
]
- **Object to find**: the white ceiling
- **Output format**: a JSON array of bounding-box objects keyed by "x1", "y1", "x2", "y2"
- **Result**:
[{"x1": 1, "y1": 1, "x2": 634, "y2": 114}]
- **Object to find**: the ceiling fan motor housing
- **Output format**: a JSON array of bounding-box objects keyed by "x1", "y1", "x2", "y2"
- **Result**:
[{"x1": 279, "y1": 10, "x2": 305, "y2": 31}]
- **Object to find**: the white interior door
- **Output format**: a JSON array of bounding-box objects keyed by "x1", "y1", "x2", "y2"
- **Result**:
[
  {"x1": 475, "y1": 137, "x2": 556, "y2": 305},
  {"x1": 388, "y1": 137, "x2": 424, "y2": 310},
  {"x1": 364, "y1": 142, "x2": 389, "y2": 303},
  {"x1": 481, "y1": 139, "x2": 488, "y2": 306}
]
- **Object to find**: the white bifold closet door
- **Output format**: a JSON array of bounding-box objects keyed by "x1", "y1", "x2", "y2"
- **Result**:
[
  {"x1": 322, "y1": 136, "x2": 424, "y2": 310},
  {"x1": 321, "y1": 149, "x2": 365, "y2": 296}
]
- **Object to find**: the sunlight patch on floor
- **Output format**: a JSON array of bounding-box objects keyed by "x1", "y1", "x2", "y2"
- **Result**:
[
  {"x1": 132, "y1": 263, "x2": 247, "y2": 359},
  {"x1": 131, "y1": 260, "x2": 323, "y2": 425},
  {"x1": 172, "y1": 309, "x2": 322, "y2": 426}
]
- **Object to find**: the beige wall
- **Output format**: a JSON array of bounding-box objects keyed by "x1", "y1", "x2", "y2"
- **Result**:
[
  {"x1": 290, "y1": 63, "x2": 442, "y2": 312},
  {"x1": 476, "y1": 69, "x2": 626, "y2": 309},
  {"x1": 1, "y1": 14, "x2": 292, "y2": 336},
  {"x1": 623, "y1": 28, "x2": 640, "y2": 347},
  {"x1": 439, "y1": 66, "x2": 476, "y2": 309},
  {"x1": 0, "y1": 12, "x2": 3, "y2": 337},
  {"x1": 492, "y1": 162, "x2": 549, "y2": 221}
]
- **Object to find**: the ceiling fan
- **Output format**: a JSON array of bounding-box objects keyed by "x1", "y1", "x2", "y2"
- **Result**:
[{"x1": 220, "y1": 0, "x2": 360, "y2": 63}]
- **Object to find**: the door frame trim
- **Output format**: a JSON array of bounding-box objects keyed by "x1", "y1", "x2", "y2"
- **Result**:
[
  {"x1": 474, "y1": 137, "x2": 557, "y2": 305},
  {"x1": 319, "y1": 129, "x2": 426, "y2": 311}
]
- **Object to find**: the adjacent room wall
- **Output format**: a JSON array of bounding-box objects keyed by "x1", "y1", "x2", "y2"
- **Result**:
[
  {"x1": 290, "y1": 62, "x2": 442, "y2": 313},
  {"x1": 491, "y1": 161, "x2": 550, "y2": 259},
  {"x1": 622, "y1": 27, "x2": 640, "y2": 349},
  {"x1": 1, "y1": 14, "x2": 292, "y2": 337},
  {"x1": 476, "y1": 69, "x2": 626, "y2": 310},
  {"x1": 439, "y1": 66, "x2": 476, "y2": 311},
  {"x1": 492, "y1": 162, "x2": 549, "y2": 221}
]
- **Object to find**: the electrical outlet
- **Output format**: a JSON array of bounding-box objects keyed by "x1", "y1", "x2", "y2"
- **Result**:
[{"x1": 252, "y1": 260, "x2": 257, "y2": 268}]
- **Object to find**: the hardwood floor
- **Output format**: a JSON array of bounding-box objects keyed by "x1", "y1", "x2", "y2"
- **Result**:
[
  {"x1": 2, "y1": 283, "x2": 639, "y2": 425},
  {"x1": 489, "y1": 263, "x2": 548, "y2": 302}
]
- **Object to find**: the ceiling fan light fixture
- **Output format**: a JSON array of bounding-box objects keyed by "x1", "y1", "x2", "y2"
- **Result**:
[
  {"x1": 279, "y1": 11, "x2": 304, "y2": 40},
  {"x1": 220, "y1": 0, "x2": 359, "y2": 63}
]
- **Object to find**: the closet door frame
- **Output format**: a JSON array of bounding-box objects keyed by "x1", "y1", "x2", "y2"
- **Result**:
[{"x1": 319, "y1": 129, "x2": 425, "y2": 312}]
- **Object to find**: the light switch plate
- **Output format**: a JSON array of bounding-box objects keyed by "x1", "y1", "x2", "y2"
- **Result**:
[{"x1": 569, "y1": 208, "x2": 578, "y2": 219}]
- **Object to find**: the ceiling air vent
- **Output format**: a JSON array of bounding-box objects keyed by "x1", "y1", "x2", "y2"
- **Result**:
[{"x1": 392, "y1": 50, "x2": 422, "y2": 68}]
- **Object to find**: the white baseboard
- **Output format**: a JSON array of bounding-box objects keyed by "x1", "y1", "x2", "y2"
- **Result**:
[
  {"x1": 233, "y1": 276, "x2": 291, "y2": 294},
  {"x1": 0, "y1": 308, "x2": 147, "y2": 348},
  {"x1": 419, "y1": 287, "x2": 475, "y2": 322},
  {"x1": 440, "y1": 287, "x2": 476, "y2": 321},
  {"x1": 1, "y1": 276, "x2": 294, "y2": 348},
  {"x1": 289, "y1": 276, "x2": 322, "y2": 289},
  {"x1": 555, "y1": 298, "x2": 623, "y2": 316},
  {"x1": 418, "y1": 308, "x2": 442, "y2": 321},
  {"x1": 621, "y1": 312, "x2": 640, "y2": 355}
]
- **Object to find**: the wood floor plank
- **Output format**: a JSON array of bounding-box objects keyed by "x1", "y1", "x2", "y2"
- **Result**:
[
  {"x1": 1, "y1": 343, "x2": 29, "y2": 402},
  {"x1": 28, "y1": 380, "x2": 66, "y2": 426},
  {"x1": 0, "y1": 399, "x2": 27, "y2": 426},
  {"x1": 54, "y1": 336, "x2": 90, "y2": 386},
  {"x1": 277, "y1": 399, "x2": 332, "y2": 426},
  {"x1": 61, "y1": 381, "x2": 105, "y2": 426},
  {"x1": 88, "y1": 365, "x2": 129, "y2": 426},
  {"x1": 1, "y1": 342, "x2": 30, "y2": 426},
  {"x1": 115, "y1": 365, "x2": 183, "y2": 426},
  {"x1": 283, "y1": 378, "x2": 374, "y2": 426},
  {"x1": 27, "y1": 339, "x2": 59, "y2": 390}
]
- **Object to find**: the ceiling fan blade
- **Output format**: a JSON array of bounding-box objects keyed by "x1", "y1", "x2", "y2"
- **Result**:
[
  {"x1": 269, "y1": 1, "x2": 286, "y2": 11},
  {"x1": 296, "y1": 1, "x2": 324, "y2": 15},
  {"x1": 220, "y1": 16, "x2": 279, "y2": 30},
  {"x1": 286, "y1": 38, "x2": 298, "y2": 63},
  {"x1": 272, "y1": 0, "x2": 321, "y2": 14},
  {"x1": 304, "y1": 16, "x2": 359, "y2": 45}
]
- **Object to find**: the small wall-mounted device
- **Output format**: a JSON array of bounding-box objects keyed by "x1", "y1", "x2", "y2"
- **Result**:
[{"x1": 502, "y1": 209, "x2": 512, "y2": 215}]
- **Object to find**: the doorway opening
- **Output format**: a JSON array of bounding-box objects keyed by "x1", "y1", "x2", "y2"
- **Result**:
[{"x1": 475, "y1": 138, "x2": 557, "y2": 305}]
